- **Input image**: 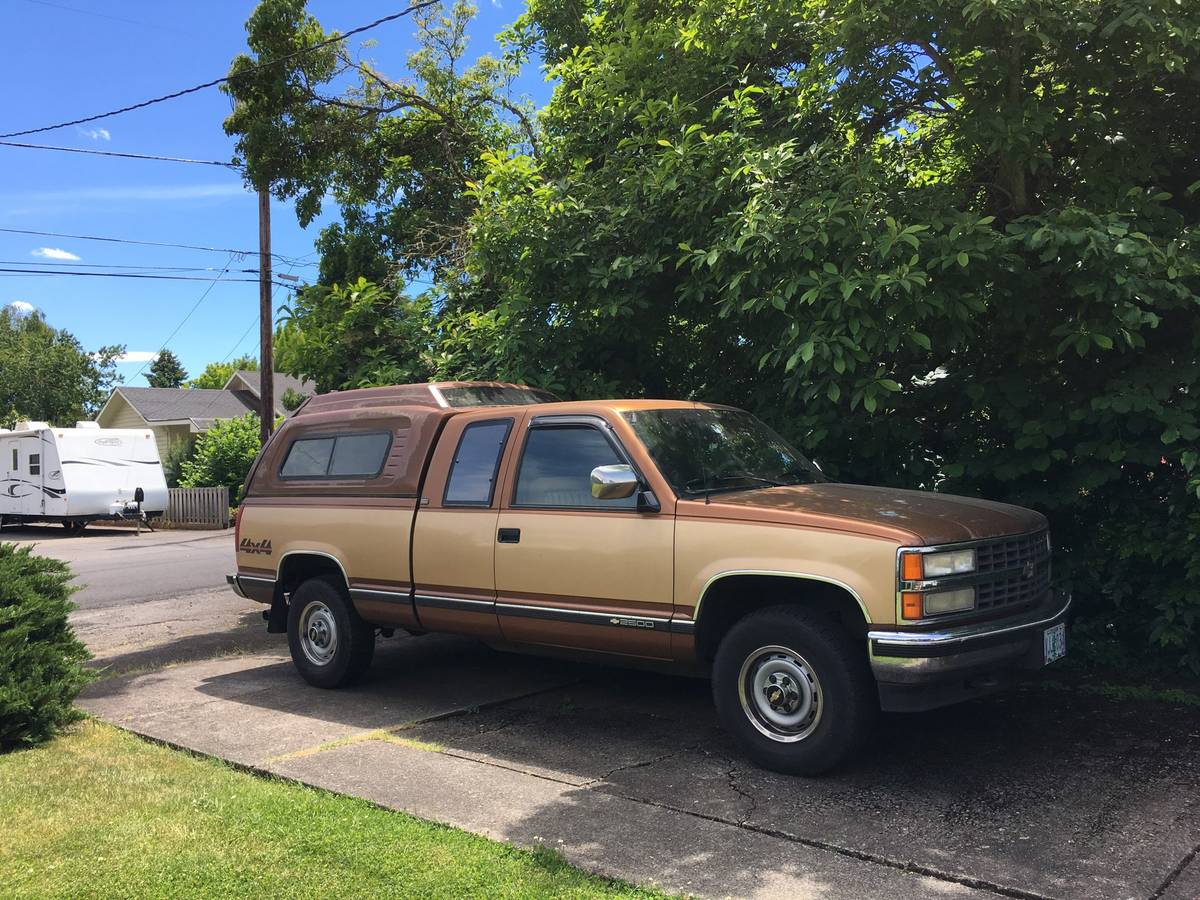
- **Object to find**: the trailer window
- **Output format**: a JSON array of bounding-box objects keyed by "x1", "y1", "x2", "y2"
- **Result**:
[
  {"x1": 444, "y1": 419, "x2": 513, "y2": 506},
  {"x1": 10, "y1": 449, "x2": 15, "y2": 471},
  {"x1": 279, "y1": 432, "x2": 392, "y2": 480},
  {"x1": 29, "y1": 453, "x2": 40, "y2": 476}
]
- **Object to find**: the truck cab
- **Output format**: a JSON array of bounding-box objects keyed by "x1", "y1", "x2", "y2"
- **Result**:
[{"x1": 229, "y1": 382, "x2": 1069, "y2": 774}]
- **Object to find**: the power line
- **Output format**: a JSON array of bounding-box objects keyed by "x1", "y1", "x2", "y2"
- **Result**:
[
  {"x1": 0, "y1": 1, "x2": 438, "y2": 139},
  {"x1": 0, "y1": 266, "x2": 263, "y2": 282},
  {"x1": 0, "y1": 227, "x2": 318, "y2": 267},
  {"x1": 219, "y1": 255, "x2": 310, "y2": 362},
  {"x1": 0, "y1": 140, "x2": 234, "y2": 167},
  {"x1": 0, "y1": 267, "x2": 295, "y2": 286},
  {"x1": 131, "y1": 255, "x2": 237, "y2": 382},
  {"x1": 0, "y1": 259, "x2": 255, "y2": 272},
  {"x1": 18, "y1": 0, "x2": 182, "y2": 32}
]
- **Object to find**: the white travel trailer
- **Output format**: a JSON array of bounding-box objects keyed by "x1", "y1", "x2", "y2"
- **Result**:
[{"x1": 0, "y1": 421, "x2": 168, "y2": 528}]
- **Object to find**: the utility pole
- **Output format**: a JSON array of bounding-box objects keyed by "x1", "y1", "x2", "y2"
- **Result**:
[{"x1": 257, "y1": 187, "x2": 274, "y2": 446}]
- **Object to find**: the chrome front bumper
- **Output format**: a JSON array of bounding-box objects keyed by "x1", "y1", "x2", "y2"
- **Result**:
[{"x1": 868, "y1": 591, "x2": 1071, "y2": 711}]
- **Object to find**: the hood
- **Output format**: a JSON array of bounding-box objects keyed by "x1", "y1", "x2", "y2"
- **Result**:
[{"x1": 680, "y1": 482, "x2": 1046, "y2": 545}]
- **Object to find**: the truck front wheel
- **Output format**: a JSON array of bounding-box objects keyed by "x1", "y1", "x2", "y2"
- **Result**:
[
  {"x1": 712, "y1": 605, "x2": 876, "y2": 775},
  {"x1": 287, "y1": 576, "x2": 375, "y2": 688}
]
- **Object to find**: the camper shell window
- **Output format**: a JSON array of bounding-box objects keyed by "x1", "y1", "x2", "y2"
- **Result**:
[
  {"x1": 279, "y1": 432, "x2": 392, "y2": 481},
  {"x1": 28, "y1": 453, "x2": 40, "y2": 476}
]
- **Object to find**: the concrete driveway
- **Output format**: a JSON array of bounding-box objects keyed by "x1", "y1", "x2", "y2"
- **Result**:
[{"x1": 18, "y1": 527, "x2": 1200, "y2": 899}]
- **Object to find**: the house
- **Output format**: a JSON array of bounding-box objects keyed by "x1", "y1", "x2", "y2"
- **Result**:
[{"x1": 96, "y1": 372, "x2": 314, "y2": 461}]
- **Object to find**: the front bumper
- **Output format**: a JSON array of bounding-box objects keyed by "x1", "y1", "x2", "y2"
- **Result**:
[{"x1": 868, "y1": 591, "x2": 1071, "y2": 712}]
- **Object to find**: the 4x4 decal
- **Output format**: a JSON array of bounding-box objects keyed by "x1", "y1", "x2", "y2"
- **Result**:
[{"x1": 240, "y1": 537, "x2": 273, "y2": 556}]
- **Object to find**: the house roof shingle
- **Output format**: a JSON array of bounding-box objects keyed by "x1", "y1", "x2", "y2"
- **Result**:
[
  {"x1": 227, "y1": 371, "x2": 315, "y2": 403},
  {"x1": 113, "y1": 387, "x2": 257, "y2": 423}
]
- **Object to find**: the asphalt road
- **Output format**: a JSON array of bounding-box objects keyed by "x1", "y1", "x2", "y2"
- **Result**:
[{"x1": 2, "y1": 523, "x2": 232, "y2": 609}]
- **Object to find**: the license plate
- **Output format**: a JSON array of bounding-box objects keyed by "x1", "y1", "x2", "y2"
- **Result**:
[{"x1": 1043, "y1": 623, "x2": 1067, "y2": 664}]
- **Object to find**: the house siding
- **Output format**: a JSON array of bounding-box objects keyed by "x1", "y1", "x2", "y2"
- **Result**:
[{"x1": 97, "y1": 395, "x2": 186, "y2": 462}]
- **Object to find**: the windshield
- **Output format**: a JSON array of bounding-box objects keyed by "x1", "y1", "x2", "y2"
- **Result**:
[{"x1": 623, "y1": 407, "x2": 826, "y2": 497}]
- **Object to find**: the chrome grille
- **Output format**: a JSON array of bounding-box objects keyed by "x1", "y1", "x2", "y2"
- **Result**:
[{"x1": 974, "y1": 530, "x2": 1050, "y2": 614}]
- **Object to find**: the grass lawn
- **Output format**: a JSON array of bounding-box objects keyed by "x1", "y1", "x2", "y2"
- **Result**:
[{"x1": 0, "y1": 721, "x2": 666, "y2": 899}]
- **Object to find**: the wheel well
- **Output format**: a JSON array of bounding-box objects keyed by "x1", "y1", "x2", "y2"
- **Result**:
[
  {"x1": 277, "y1": 553, "x2": 347, "y2": 596},
  {"x1": 693, "y1": 574, "x2": 868, "y2": 663}
]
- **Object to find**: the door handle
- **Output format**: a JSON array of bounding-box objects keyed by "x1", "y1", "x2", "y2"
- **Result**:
[{"x1": 497, "y1": 527, "x2": 521, "y2": 544}]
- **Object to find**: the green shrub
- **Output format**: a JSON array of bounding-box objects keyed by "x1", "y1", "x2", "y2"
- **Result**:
[
  {"x1": 161, "y1": 438, "x2": 196, "y2": 489},
  {"x1": 0, "y1": 544, "x2": 91, "y2": 752},
  {"x1": 179, "y1": 413, "x2": 262, "y2": 503}
]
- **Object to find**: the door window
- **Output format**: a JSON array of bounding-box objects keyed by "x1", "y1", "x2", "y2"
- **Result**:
[
  {"x1": 444, "y1": 419, "x2": 513, "y2": 506},
  {"x1": 10, "y1": 449, "x2": 16, "y2": 471},
  {"x1": 513, "y1": 425, "x2": 637, "y2": 509}
]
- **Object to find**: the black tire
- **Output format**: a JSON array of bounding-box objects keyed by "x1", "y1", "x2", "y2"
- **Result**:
[
  {"x1": 712, "y1": 605, "x2": 877, "y2": 775},
  {"x1": 287, "y1": 575, "x2": 375, "y2": 688}
]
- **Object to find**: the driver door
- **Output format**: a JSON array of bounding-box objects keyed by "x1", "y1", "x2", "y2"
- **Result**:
[{"x1": 494, "y1": 413, "x2": 675, "y2": 660}]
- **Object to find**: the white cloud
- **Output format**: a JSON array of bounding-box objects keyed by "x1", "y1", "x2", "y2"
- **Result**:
[
  {"x1": 78, "y1": 127, "x2": 111, "y2": 141},
  {"x1": 7, "y1": 301, "x2": 35, "y2": 314},
  {"x1": 3, "y1": 182, "x2": 252, "y2": 218},
  {"x1": 116, "y1": 351, "x2": 158, "y2": 364},
  {"x1": 32, "y1": 247, "x2": 80, "y2": 261}
]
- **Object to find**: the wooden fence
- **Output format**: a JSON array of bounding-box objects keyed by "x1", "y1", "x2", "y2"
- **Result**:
[{"x1": 161, "y1": 486, "x2": 231, "y2": 529}]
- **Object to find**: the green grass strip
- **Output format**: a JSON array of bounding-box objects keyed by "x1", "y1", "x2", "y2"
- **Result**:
[{"x1": 0, "y1": 721, "x2": 669, "y2": 899}]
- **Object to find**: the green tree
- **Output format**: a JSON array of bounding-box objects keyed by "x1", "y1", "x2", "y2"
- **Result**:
[
  {"x1": 226, "y1": 0, "x2": 1200, "y2": 671},
  {"x1": 187, "y1": 355, "x2": 257, "y2": 390},
  {"x1": 223, "y1": 0, "x2": 533, "y2": 286},
  {"x1": 146, "y1": 350, "x2": 187, "y2": 388},
  {"x1": 0, "y1": 543, "x2": 91, "y2": 751},
  {"x1": 280, "y1": 386, "x2": 309, "y2": 412},
  {"x1": 274, "y1": 278, "x2": 433, "y2": 391},
  {"x1": 0, "y1": 306, "x2": 123, "y2": 425},
  {"x1": 179, "y1": 414, "x2": 262, "y2": 502}
]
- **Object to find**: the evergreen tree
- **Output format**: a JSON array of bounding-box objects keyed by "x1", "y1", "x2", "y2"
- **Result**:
[{"x1": 146, "y1": 350, "x2": 188, "y2": 388}]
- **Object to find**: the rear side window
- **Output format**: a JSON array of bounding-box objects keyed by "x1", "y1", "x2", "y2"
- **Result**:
[
  {"x1": 29, "y1": 453, "x2": 41, "y2": 476},
  {"x1": 513, "y1": 425, "x2": 636, "y2": 508},
  {"x1": 329, "y1": 433, "x2": 392, "y2": 477},
  {"x1": 280, "y1": 433, "x2": 391, "y2": 480},
  {"x1": 444, "y1": 419, "x2": 513, "y2": 506}
]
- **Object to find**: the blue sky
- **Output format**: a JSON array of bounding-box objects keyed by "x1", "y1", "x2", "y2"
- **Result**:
[{"x1": 0, "y1": 0, "x2": 547, "y2": 385}]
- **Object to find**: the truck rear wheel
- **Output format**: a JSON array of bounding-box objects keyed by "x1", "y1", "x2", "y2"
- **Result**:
[
  {"x1": 287, "y1": 575, "x2": 375, "y2": 688},
  {"x1": 712, "y1": 605, "x2": 876, "y2": 775}
]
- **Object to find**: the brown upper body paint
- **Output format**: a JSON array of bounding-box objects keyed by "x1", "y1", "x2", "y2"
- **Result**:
[{"x1": 234, "y1": 385, "x2": 1049, "y2": 665}]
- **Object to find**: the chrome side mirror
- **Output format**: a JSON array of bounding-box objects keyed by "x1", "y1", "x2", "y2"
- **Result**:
[{"x1": 590, "y1": 464, "x2": 639, "y2": 500}]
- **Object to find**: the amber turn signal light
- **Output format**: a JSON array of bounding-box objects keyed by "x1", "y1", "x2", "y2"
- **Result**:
[
  {"x1": 901, "y1": 591, "x2": 924, "y2": 620},
  {"x1": 900, "y1": 552, "x2": 924, "y2": 581}
]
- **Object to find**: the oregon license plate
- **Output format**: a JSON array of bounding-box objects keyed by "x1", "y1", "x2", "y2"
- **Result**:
[{"x1": 1043, "y1": 623, "x2": 1067, "y2": 664}]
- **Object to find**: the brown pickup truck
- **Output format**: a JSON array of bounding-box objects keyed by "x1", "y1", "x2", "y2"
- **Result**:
[{"x1": 228, "y1": 381, "x2": 1069, "y2": 774}]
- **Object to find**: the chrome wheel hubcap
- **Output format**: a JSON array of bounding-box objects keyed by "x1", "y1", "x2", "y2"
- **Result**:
[
  {"x1": 737, "y1": 645, "x2": 822, "y2": 742},
  {"x1": 299, "y1": 600, "x2": 338, "y2": 666}
]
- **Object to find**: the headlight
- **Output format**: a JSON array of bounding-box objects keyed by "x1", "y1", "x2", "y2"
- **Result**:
[
  {"x1": 922, "y1": 549, "x2": 976, "y2": 578},
  {"x1": 922, "y1": 587, "x2": 976, "y2": 616}
]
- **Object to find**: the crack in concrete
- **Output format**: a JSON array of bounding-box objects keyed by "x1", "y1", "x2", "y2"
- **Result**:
[
  {"x1": 722, "y1": 758, "x2": 759, "y2": 827},
  {"x1": 1151, "y1": 840, "x2": 1200, "y2": 900},
  {"x1": 582, "y1": 748, "x2": 687, "y2": 786}
]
